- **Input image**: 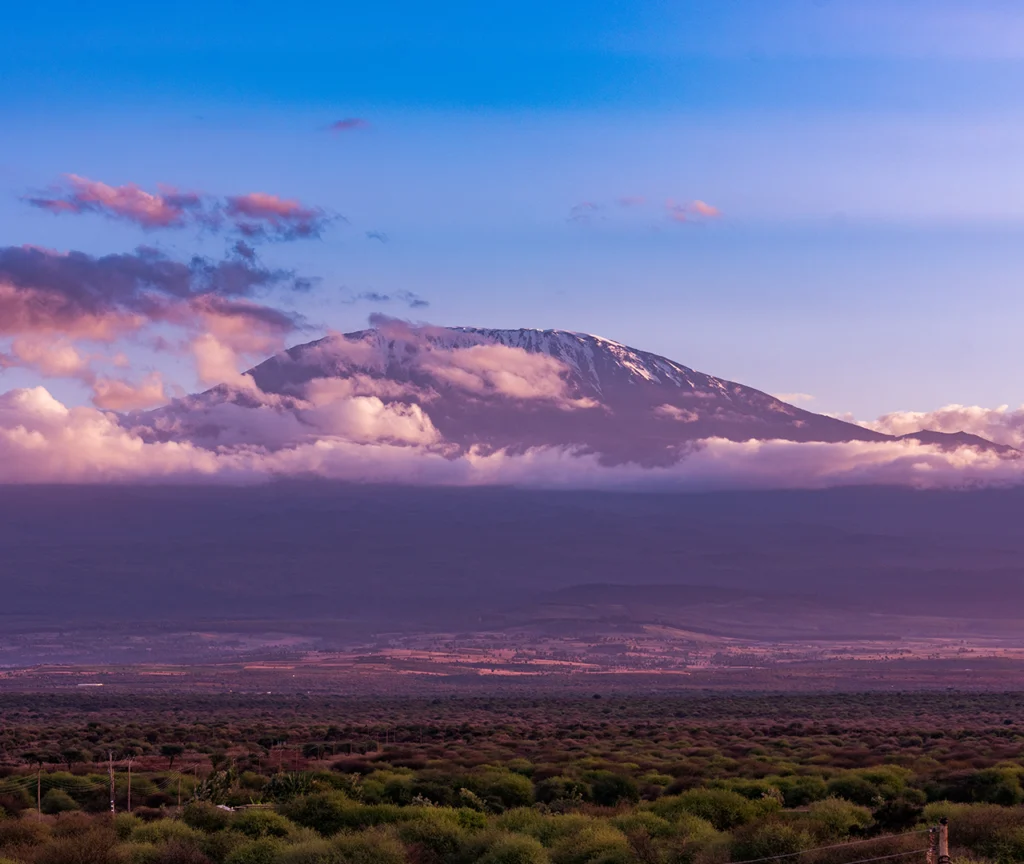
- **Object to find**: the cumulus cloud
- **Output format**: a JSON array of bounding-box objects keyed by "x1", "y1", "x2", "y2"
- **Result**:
[
  {"x1": 1, "y1": 384, "x2": 1023, "y2": 488},
  {"x1": 417, "y1": 343, "x2": 598, "y2": 409},
  {"x1": 865, "y1": 404, "x2": 1024, "y2": 450},
  {"x1": 0, "y1": 387, "x2": 219, "y2": 483},
  {"x1": 0, "y1": 244, "x2": 303, "y2": 339},
  {"x1": 91, "y1": 372, "x2": 168, "y2": 410},
  {"x1": 302, "y1": 391, "x2": 439, "y2": 445},
  {"x1": 1, "y1": 337, "x2": 94, "y2": 380},
  {"x1": 654, "y1": 404, "x2": 699, "y2": 422},
  {"x1": 27, "y1": 175, "x2": 336, "y2": 242},
  {"x1": 0, "y1": 244, "x2": 308, "y2": 394},
  {"x1": 304, "y1": 375, "x2": 435, "y2": 405}
]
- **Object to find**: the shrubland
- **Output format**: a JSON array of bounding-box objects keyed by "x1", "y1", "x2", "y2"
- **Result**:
[{"x1": 0, "y1": 693, "x2": 1023, "y2": 863}]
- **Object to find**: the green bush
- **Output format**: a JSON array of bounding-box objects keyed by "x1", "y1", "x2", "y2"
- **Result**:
[
  {"x1": 131, "y1": 820, "x2": 202, "y2": 847},
  {"x1": 772, "y1": 776, "x2": 829, "y2": 808},
  {"x1": 588, "y1": 774, "x2": 639, "y2": 809},
  {"x1": 224, "y1": 839, "x2": 285, "y2": 864},
  {"x1": 479, "y1": 834, "x2": 550, "y2": 864},
  {"x1": 653, "y1": 789, "x2": 771, "y2": 831},
  {"x1": 331, "y1": 830, "x2": 407, "y2": 864},
  {"x1": 280, "y1": 796, "x2": 406, "y2": 836},
  {"x1": 119, "y1": 842, "x2": 160, "y2": 864},
  {"x1": 41, "y1": 789, "x2": 81, "y2": 815},
  {"x1": 467, "y1": 773, "x2": 534, "y2": 812},
  {"x1": 184, "y1": 804, "x2": 233, "y2": 833},
  {"x1": 534, "y1": 779, "x2": 588, "y2": 808},
  {"x1": 549, "y1": 822, "x2": 630, "y2": 864},
  {"x1": 274, "y1": 839, "x2": 339, "y2": 864},
  {"x1": 730, "y1": 820, "x2": 812, "y2": 862},
  {"x1": 610, "y1": 812, "x2": 674, "y2": 840},
  {"x1": 805, "y1": 797, "x2": 873, "y2": 841},
  {"x1": 232, "y1": 811, "x2": 295, "y2": 840},
  {"x1": 396, "y1": 809, "x2": 468, "y2": 861},
  {"x1": 825, "y1": 776, "x2": 878, "y2": 807}
]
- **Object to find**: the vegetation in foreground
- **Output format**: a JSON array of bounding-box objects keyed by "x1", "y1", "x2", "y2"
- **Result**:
[{"x1": 2, "y1": 693, "x2": 1024, "y2": 864}]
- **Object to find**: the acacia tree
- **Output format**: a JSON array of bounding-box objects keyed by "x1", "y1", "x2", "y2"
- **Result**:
[
  {"x1": 61, "y1": 748, "x2": 87, "y2": 770},
  {"x1": 161, "y1": 744, "x2": 185, "y2": 768}
]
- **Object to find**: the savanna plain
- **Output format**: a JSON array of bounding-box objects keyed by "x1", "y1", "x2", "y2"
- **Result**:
[{"x1": 1, "y1": 692, "x2": 1024, "y2": 864}]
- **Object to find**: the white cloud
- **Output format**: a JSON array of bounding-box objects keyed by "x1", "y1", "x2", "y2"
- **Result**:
[
  {"x1": 654, "y1": 404, "x2": 699, "y2": 422},
  {"x1": 418, "y1": 343, "x2": 597, "y2": 409},
  {"x1": 865, "y1": 403, "x2": 1024, "y2": 449},
  {"x1": 2, "y1": 385, "x2": 1023, "y2": 489}
]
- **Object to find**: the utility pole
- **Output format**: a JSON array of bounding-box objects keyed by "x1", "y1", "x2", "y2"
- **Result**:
[
  {"x1": 108, "y1": 751, "x2": 115, "y2": 815},
  {"x1": 938, "y1": 818, "x2": 950, "y2": 864},
  {"x1": 37, "y1": 770, "x2": 41, "y2": 821}
]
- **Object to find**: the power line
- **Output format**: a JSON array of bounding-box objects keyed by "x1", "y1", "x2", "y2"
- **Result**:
[
  {"x1": 799, "y1": 851, "x2": 928, "y2": 864},
  {"x1": 728, "y1": 834, "x2": 932, "y2": 864}
]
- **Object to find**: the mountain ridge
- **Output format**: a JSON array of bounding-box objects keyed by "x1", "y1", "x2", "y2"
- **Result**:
[{"x1": 133, "y1": 324, "x2": 1014, "y2": 465}]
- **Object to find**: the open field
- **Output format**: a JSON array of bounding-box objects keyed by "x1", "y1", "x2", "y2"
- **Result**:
[{"x1": 5, "y1": 632, "x2": 1024, "y2": 693}]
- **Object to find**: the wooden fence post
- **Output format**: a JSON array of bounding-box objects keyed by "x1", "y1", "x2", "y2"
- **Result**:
[{"x1": 938, "y1": 817, "x2": 950, "y2": 864}]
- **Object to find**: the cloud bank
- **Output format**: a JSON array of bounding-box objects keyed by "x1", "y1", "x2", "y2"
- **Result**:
[
  {"x1": 0, "y1": 374, "x2": 1019, "y2": 489},
  {"x1": 0, "y1": 316, "x2": 987, "y2": 491},
  {"x1": 866, "y1": 404, "x2": 1024, "y2": 450}
]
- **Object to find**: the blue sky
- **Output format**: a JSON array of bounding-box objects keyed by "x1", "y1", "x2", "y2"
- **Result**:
[{"x1": 3, "y1": 0, "x2": 1024, "y2": 418}]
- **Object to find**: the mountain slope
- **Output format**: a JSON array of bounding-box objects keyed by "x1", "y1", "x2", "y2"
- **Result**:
[
  {"x1": 245, "y1": 326, "x2": 885, "y2": 464},
  {"x1": 134, "y1": 325, "x2": 1012, "y2": 465}
]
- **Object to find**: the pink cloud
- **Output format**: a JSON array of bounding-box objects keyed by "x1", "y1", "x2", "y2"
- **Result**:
[
  {"x1": 0, "y1": 244, "x2": 302, "y2": 340},
  {"x1": 0, "y1": 244, "x2": 308, "y2": 395},
  {"x1": 328, "y1": 118, "x2": 370, "y2": 132},
  {"x1": 92, "y1": 372, "x2": 168, "y2": 411},
  {"x1": 2, "y1": 384, "x2": 1024, "y2": 488},
  {"x1": 654, "y1": 404, "x2": 699, "y2": 422},
  {"x1": 690, "y1": 200, "x2": 721, "y2": 218},
  {"x1": 418, "y1": 343, "x2": 597, "y2": 409},
  {"x1": 0, "y1": 282, "x2": 146, "y2": 340},
  {"x1": 866, "y1": 403, "x2": 1024, "y2": 450},
  {"x1": 223, "y1": 192, "x2": 331, "y2": 240},
  {"x1": 2, "y1": 337, "x2": 95, "y2": 380},
  {"x1": 665, "y1": 199, "x2": 721, "y2": 223},
  {"x1": 28, "y1": 175, "x2": 200, "y2": 228},
  {"x1": 26, "y1": 176, "x2": 334, "y2": 242}
]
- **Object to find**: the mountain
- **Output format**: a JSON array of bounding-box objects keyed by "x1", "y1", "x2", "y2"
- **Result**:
[
  {"x1": 894, "y1": 429, "x2": 1019, "y2": 456},
  {"x1": 133, "y1": 325, "x2": 1012, "y2": 465}
]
